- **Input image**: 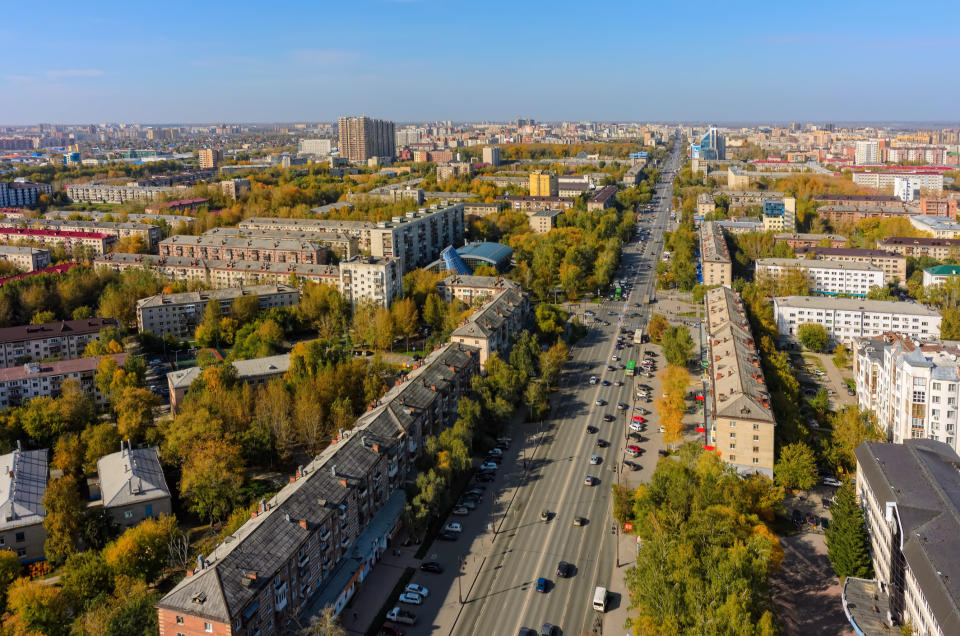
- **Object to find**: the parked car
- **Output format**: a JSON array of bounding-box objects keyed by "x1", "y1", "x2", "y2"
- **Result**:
[
  {"x1": 595, "y1": 398, "x2": 606, "y2": 406},
  {"x1": 629, "y1": 421, "x2": 644, "y2": 432},
  {"x1": 452, "y1": 506, "x2": 469, "y2": 516},
  {"x1": 657, "y1": 449, "x2": 670, "y2": 457},
  {"x1": 488, "y1": 447, "x2": 503, "y2": 457},
  {"x1": 823, "y1": 477, "x2": 843, "y2": 487},
  {"x1": 420, "y1": 561, "x2": 443, "y2": 574},
  {"x1": 404, "y1": 583, "x2": 429, "y2": 598},
  {"x1": 625, "y1": 445, "x2": 641, "y2": 457},
  {"x1": 386, "y1": 607, "x2": 417, "y2": 625},
  {"x1": 443, "y1": 523, "x2": 462, "y2": 534},
  {"x1": 791, "y1": 509, "x2": 803, "y2": 526},
  {"x1": 631, "y1": 415, "x2": 647, "y2": 423},
  {"x1": 601, "y1": 380, "x2": 611, "y2": 386},
  {"x1": 589, "y1": 376, "x2": 598, "y2": 385},
  {"x1": 380, "y1": 621, "x2": 406, "y2": 635},
  {"x1": 480, "y1": 462, "x2": 498, "y2": 472},
  {"x1": 398, "y1": 592, "x2": 423, "y2": 605},
  {"x1": 820, "y1": 517, "x2": 830, "y2": 530}
]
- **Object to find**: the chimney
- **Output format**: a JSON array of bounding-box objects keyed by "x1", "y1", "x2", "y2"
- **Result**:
[{"x1": 299, "y1": 519, "x2": 308, "y2": 530}]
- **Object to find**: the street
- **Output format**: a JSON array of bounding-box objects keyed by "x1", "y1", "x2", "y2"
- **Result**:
[{"x1": 397, "y1": 138, "x2": 684, "y2": 636}]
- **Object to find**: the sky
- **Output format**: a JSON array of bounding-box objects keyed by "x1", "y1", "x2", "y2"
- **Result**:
[{"x1": 2, "y1": 0, "x2": 960, "y2": 125}]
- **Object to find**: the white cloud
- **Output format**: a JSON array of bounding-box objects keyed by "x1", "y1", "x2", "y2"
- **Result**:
[{"x1": 44, "y1": 69, "x2": 103, "y2": 79}]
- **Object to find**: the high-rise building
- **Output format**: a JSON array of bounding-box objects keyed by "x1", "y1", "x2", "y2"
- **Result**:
[
  {"x1": 337, "y1": 116, "x2": 396, "y2": 162},
  {"x1": 482, "y1": 146, "x2": 501, "y2": 167},
  {"x1": 855, "y1": 140, "x2": 879, "y2": 165},
  {"x1": 894, "y1": 176, "x2": 923, "y2": 202},
  {"x1": 691, "y1": 127, "x2": 725, "y2": 160},
  {"x1": 529, "y1": 170, "x2": 558, "y2": 197},
  {"x1": 198, "y1": 148, "x2": 223, "y2": 169}
]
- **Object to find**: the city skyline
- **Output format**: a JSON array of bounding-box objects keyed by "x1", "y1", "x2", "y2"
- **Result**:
[{"x1": 3, "y1": 0, "x2": 960, "y2": 124}]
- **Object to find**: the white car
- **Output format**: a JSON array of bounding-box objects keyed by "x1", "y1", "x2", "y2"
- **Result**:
[
  {"x1": 479, "y1": 462, "x2": 498, "y2": 472},
  {"x1": 398, "y1": 592, "x2": 423, "y2": 605},
  {"x1": 444, "y1": 522, "x2": 462, "y2": 533},
  {"x1": 404, "y1": 583, "x2": 429, "y2": 597},
  {"x1": 452, "y1": 506, "x2": 469, "y2": 516},
  {"x1": 629, "y1": 421, "x2": 644, "y2": 432},
  {"x1": 589, "y1": 455, "x2": 602, "y2": 465},
  {"x1": 589, "y1": 376, "x2": 598, "y2": 385},
  {"x1": 823, "y1": 477, "x2": 843, "y2": 487},
  {"x1": 584, "y1": 475, "x2": 596, "y2": 486},
  {"x1": 657, "y1": 425, "x2": 665, "y2": 433},
  {"x1": 488, "y1": 447, "x2": 503, "y2": 457}
]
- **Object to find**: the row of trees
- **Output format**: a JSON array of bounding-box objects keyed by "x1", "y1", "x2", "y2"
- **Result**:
[{"x1": 654, "y1": 366, "x2": 689, "y2": 445}]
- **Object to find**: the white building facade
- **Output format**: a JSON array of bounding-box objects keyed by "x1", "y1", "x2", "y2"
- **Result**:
[
  {"x1": 756, "y1": 258, "x2": 884, "y2": 298},
  {"x1": 773, "y1": 296, "x2": 941, "y2": 345}
]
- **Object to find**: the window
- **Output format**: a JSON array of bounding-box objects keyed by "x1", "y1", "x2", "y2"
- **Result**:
[
  {"x1": 729, "y1": 454, "x2": 736, "y2": 461},
  {"x1": 933, "y1": 382, "x2": 942, "y2": 390},
  {"x1": 729, "y1": 421, "x2": 736, "y2": 427},
  {"x1": 753, "y1": 435, "x2": 759, "y2": 441},
  {"x1": 729, "y1": 443, "x2": 736, "y2": 449},
  {"x1": 124, "y1": 510, "x2": 134, "y2": 519},
  {"x1": 204, "y1": 623, "x2": 213, "y2": 633},
  {"x1": 752, "y1": 458, "x2": 759, "y2": 464},
  {"x1": 753, "y1": 424, "x2": 759, "y2": 430},
  {"x1": 753, "y1": 446, "x2": 760, "y2": 452},
  {"x1": 15, "y1": 532, "x2": 24, "y2": 543},
  {"x1": 176, "y1": 616, "x2": 184, "y2": 625},
  {"x1": 729, "y1": 432, "x2": 736, "y2": 438}
]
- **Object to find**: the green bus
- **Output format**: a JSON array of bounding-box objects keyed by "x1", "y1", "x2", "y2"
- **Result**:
[{"x1": 625, "y1": 361, "x2": 636, "y2": 376}]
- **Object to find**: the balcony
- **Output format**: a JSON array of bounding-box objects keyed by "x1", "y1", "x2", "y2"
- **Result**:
[
  {"x1": 297, "y1": 553, "x2": 309, "y2": 568},
  {"x1": 318, "y1": 528, "x2": 330, "y2": 543},
  {"x1": 340, "y1": 534, "x2": 351, "y2": 548}
]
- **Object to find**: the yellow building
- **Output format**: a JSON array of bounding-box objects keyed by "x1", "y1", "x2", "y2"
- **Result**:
[{"x1": 529, "y1": 170, "x2": 558, "y2": 197}]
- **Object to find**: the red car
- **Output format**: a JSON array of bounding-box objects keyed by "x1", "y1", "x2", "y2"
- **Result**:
[
  {"x1": 625, "y1": 445, "x2": 641, "y2": 456},
  {"x1": 631, "y1": 415, "x2": 646, "y2": 423}
]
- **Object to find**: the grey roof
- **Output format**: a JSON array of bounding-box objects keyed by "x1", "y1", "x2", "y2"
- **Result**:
[
  {"x1": 855, "y1": 440, "x2": 960, "y2": 634},
  {"x1": 756, "y1": 258, "x2": 882, "y2": 272},
  {"x1": 160, "y1": 235, "x2": 324, "y2": 252},
  {"x1": 438, "y1": 275, "x2": 520, "y2": 292},
  {"x1": 94, "y1": 253, "x2": 341, "y2": 279},
  {"x1": 0, "y1": 448, "x2": 48, "y2": 530},
  {"x1": 0, "y1": 317, "x2": 118, "y2": 345},
  {"x1": 0, "y1": 245, "x2": 48, "y2": 256},
  {"x1": 137, "y1": 285, "x2": 298, "y2": 310},
  {"x1": 795, "y1": 246, "x2": 904, "y2": 260},
  {"x1": 773, "y1": 232, "x2": 846, "y2": 242},
  {"x1": 455, "y1": 241, "x2": 514, "y2": 265},
  {"x1": 774, "y1": 296, "x2": 940, "y2": 316},
  {"x1": 451, "y1": 288, "x2": 526, "y2": 340},
  {"x1": 530, "y1": 209, "x2": 562, "y2": 218},
  {"x1": 157, "y1": 342, "x2": 478, "y2": 623},
  {"x1": 202, "y1": 227, "x2": 357, "y2": 245},
  {"x1": 97, "y1": 445, "x2": 170, "y2": 508},
  {"x1": 167, "y1": 354, "x2": 291, "y2": 390}
]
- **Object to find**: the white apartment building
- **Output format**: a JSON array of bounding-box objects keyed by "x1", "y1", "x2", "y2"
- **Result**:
[
  {"x1": 136, "y1": 285, "x2": 300, "y2": 338},
  {"x1": 0, "y1": 245, "x2": 49, "y2": 272},
  {"x1": 773, "y1": 296, "x2": 941, "y2": 345},
  {"x1": 853, "y1": 172, "x2": 944, "y2": 195},
  {"x1": 909, "y1": 215, "x2": 960, "y2": 239},
  {"x1": 895, "y1": 176, "x2": 923, "y2": 202},
  {"x1": 66, "y1": 183, "x2": 177, "y2": 204},
  {"x1": 0, "y1": 318, "x2": 119, "y2": 368},
  {"x1": 0, "y1": 354, "x2": 126, "y2": 408},
  {"x1": 338, "y1": 257, "x2": 402, "y2": 309},
  {"x1": 855, "y1": 140, "x2": 879, "y2": 165},
  {"x1": 299, "y1": 139, "x2": 333, "y2": 156},
  {"x1": 482, "y1": 146, "x2": 501, "y2": 167},
  {"x1": 855, "y1": 334, "x2": 959, "y2": 451},
  {"x1": 847, "y1": 440, "x2": 960, "y2": 636},
  {"x1": 921, "y1": 265, "x2": 960, "y2": 289},
  {"x1": 756, "y1": 258, "x2": 884, "y2": 298}
]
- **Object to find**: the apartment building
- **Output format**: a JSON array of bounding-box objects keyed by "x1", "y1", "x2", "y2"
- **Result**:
[
  {"x1": 0, "y1": 227, "x2": 114, "y2": 255},
  {"x1": 144, "y1": 197, "x2": 209, "y2": 214},
  {"x1": 45, "y1": 210, "x2": 193, "y2": 228},
  {"x1": 529, "y1": 171, "x2": 558, "y2": 197},
  {"x1": 436, "y1": 162, "x2": 472, "y2": 181},
  {"x1": 717, "y1": 218, "x2": 765, "y2": 234},
  {"x1": 794, "y1": 246, "x2": 907, "y2": 283},
  {"x1": 96, "y1": 443, "x2": 172, "y2": 528},
  {"x1": 0, "y1": 245, "x2": 49, "y2": 271},
  {"x1": 811, "y1": 193, "x2": 901, "y2": 207},
  {"x1": 167, "y1": 353, "x2": 292, "y2": 412},
  {"x1": 558, "y1": 181, "x2": 590, "y2": 198},
  {"x1": 915, "y1": 197, "x2": 959, "y2": 219},
  {"x1": 922, "y1": 265, "x2": 960, "y2": 289},
  {"x1": 855, "y1": 334, "x2": 960, "y2": 450},
  {"x1": 203, "y1": 227, "x2": 359, "y2": 260},
  {"x1": 94, "y1": 253, "x2": 341, "y2": 289},
  {"x1": 878, "y1": 236, "x2": 960, "y2": 260},
  {"x1": 338, "y1": 116, "x2": 395, "y2": 161},
  {"x1": 761, "y1": 198, "x2": 796, "y2": 232},
  {"x1": 482, "y1": 146, "x2": 501, "y2": 167},
  {"x1": 450, "y1": 287, "x2": 530, "y2": 365},
  {"x1": 338, "y1": 257, "x2": 402, "y2": 309},
  {"x1": 755, "y1": 258, "x2": 884, "y2": 298},
  {"x1": 501, "y1": 196, "x2": 575, "y2": 211},
  {"x1": 587, "y1": 185, "x2": 619, "y2": 212},
  {"x1": 846, "y1": 440, "x2": 960, "y2": 635},
  {"x1": 774, "y1": 233, "x2": 848, "y2": 249},
  {"x1": 0, "y1": 447, "x2": 48, "y2": 563},
  {"x1": 773, "y1": 296, "x2": 941, "y2": 345},
  {"x1": 0, "y1": 180, "x2": 52, "y2": 208},
  {"x1": 703, "y1": 287, "x2": 775, "y2": 478},
  {"x1": 65, "y1": 183, "x2": 176, "y2": 204},
  {"x1": 0, "y1": 318, "x2": 118, "y2": 368},
  {"x1": 156, "y1": 343, "x2": 480, "y2": 635},
  {"x1": 853, "y1": 171, "x2": 944, "y2": 195},
  {"x1": 220, "y1": 178, "x2": 251, "y2": 201},
  {"x1": 0, "y1": 218, "x2": 162, "y2": 251},
  {"x1": 909, "y1": 215, "x2": 960, "y2": 239},
  {"x1": 855, "y1": 140, "x2": 879, "y2": 165},
  {"x1": 696, "y1": 193, "x2": 716, "y2": 216},
  {"x1": 816, "y1": 203, "x2": 912, "y2": 225},
  {"x1": 136, "y1": 285, "x2": 300, "y2": 338},
  {"x1": 0, "y1": 354, "x2": 126, "y2": 408},
  {"x1": 436, "y1": 274, "x2": 521, "y2": 305},
  {"x1": 298, "y1": 139, "x2": 333, "y2": 156},
  {"x1": 527, "y1": 209, "x2": 562, "y2": 233},
  {"x1": 198, "y1": 148, "x2": 223, "y2": 170},
  {"x1": 699, "y1": 221, "x2": 732, "y2": 287},
  {"x1": 159, "y1": 235, "x2": 328, "y2": 265}
]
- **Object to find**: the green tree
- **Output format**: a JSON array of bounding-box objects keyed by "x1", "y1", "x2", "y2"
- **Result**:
[
  {"x1": 0, "y1": 549, "x2": 21, "y2": 613},
  {"x1": 797, "y1": 323, "x2": 830, "y2": 352},
  {"x1": 195, "y1": 300, "x2": 222, "y2": 347},
  {"x1": 774, "y1": 442, "x2": 818, "y2": 491},
  {"x1": 103, "y1": 515, "x2": 178, "y2": 582},
  {"x1": 524, "y1": 379, "x2": 548, "y2": 421},
  {"x1": 647, "y1": 313, "x2": 669, "y2": 343},
  {"x1": 51, "y1": 432, "x2": 85, "y2": 479},
  {"x1": 42, "y1": 475, "x2": 84, "y2": 565},
  {"x1": 81, "y1": 422, "x2": 121, "y2": 473},
  {"x1": 539, "y1": 341, "x2": 568, "y2": 388},
  {"x1": 114, "y1": 387, "x2": 160, "y2": 442},
  {"x1": 230, "y1": 293, "x2": 261, "y2": 324},
  {"x1": 662, "y1": 326, "x2": 694, "y2": 367},
  {"x1": 60, "y1": 550, "x2": 113, "y2": 612},
  {"x1": 179, "y1": 439, "x2": 244, "y2": 525},
  {"x1": 833, "y1": 345, "x2": 850, "y2": 369},
  {"x1": 825, "y1": 406, "x2": 885, "y2": 474},
  {"x1": 826, "y1": 480, "x2": 875, "y2": 580},
  {"x1": 3, "y1": 577, "x2": 70, "y2": 636}
]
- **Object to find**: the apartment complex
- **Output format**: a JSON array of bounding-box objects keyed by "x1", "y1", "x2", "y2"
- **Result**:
[
  {"x1": 220, "y1": 178, "x2": 251, "y2": 201},
  {"x1": 338, "y1": 257, "x2": 402, "y2": 309},
  {"x1": 587, "y1": 185, "x2": 619, "y2": 211},
  {"x1": 144, "y1": 197, "x2": 209, "y2": 214},
  {"x1": 761, "y1": 197, "x2": 796, "y2": 232},
  {"x1": 0, "y1": 180, "x2": 52, "y2": 208},
  {"x1": 338, "y1": 116, "x2": 395, "y2": 161},
  {"x1": 0, "y1": 218, "x2": 162, "y2": 251},
  {"x1": 167, "y1": 353, "x2": 292, "y2": 412},
  {"x1": 773, "y1": 296, "x2": 941, "y2": 345},
  {"x1": 853, "y1": 171, "x2": 944, "y2": 195},
  {"x1": 755, "y1": 258, "x2": 884, "y2": 298},
  {"x1": 0, "y1": 245, "x2": 50, "y2": 271},
  {"x1": 773, "y1": 233, "x2": 848, "y2": 249},
  {"x1": 450, "y1": 287, "x2": 529, "y2": 365},
  {"x1": 703, "y1": 287, "x2": 775, "y2": 478},
  {"x1": 854, "y1": 140, "x2": 879, "y2": 165},
  {"x1": 0, "y1": 354, "x2": 126, "y2": 408},
  {"x1": 0, "y1": 317, "x2": 118, "y2": 368},
  {"x1": 501, "y1": 196, "x2": 576, "y2": 211},
  {"x1": 436, "y1": 275, "x2": 521, "y2": 305},
  {"x1": 855, "y1": 334, "x2": 960, "y2": 451},
  {"x1": 909, "y1": 215, "x2": 960, "y2": 239},
  {"x1": 482, "y1": 146, "x2": 501, "y2": 166},
  {"x1": 922, "y1": 265, "x2": 960, "y2": 289},
  {"x1": 0, "y1": 227, "x2": 114, "y2": 255},
  {"x1": 699, "y1": 221, "x2": 732, "y2": 287},
  {"x1": 203, "y1": 227, "x2": 359, "y2": 260},
  {"x1": 696, "y1": 193, "x2": 716, "y2": 216},
  {"x1": 96, "y1": 443, "x2": 172, "y2": 528},
  {"x1": 815, "y1": 203, "x2": 911, "y2": 225},
  {"x1": 0, "y1": 447, "x2": 48, "y2": 563},
  {"x1": 794, "y1": 246, "x2": 907, "y2": 283},
  {"x1": 529, "y1": 171, "x2": 558, "y2": 197},
  {"x1": 136, "y1": 285, "x2": 300, "y2": 338},
  {"x1": 878, "y1": 236, "x2": 960, "y2": 260},
  {"x1": 299, "y1": 139, "x2": 333, "y2": 156},
  {"x1": 527, "y1": 209, "x2": 562, "y2": 233},
  {"x1": 847, "y1": 440, "x2": 960, "y2": 635},
  {"x1": 65, "y1": 182, "x2": 176, "y2": 204},
  {"x1": 156, "y1": 342, "x2": 480, "y2": 635},
  {"x1": 198, "y1": 148, "x2": 223, "y2": 169},
  {"x1": 159, "y1": 235, "x2": 328, "y2": 265}
]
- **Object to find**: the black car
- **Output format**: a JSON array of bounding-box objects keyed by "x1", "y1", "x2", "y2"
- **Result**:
[
  {"x1": 603, "y1": 414, "x2": 615, "y2": 422},
  {"x1": 596, "y1": 439, "x2": 609, "y2": 448},
  {"x1": 438, "y1": 531, "x2": 458, "y2": 541},
  {"x1": 541, "y1": 624, "x2": 557, "y2": 636},
  {"x1": 556, "y1": 561, "x2": 572, "y2": 578},
  {"x1": 791, "y1": 509, "x2": 803, "y2": 526},
  {"x1": 420, "y1": 561, "x2": 443, "y2": 573},
  {"x1": 586, "y1": 425, "x2": 598, "y2": 434},
  {"x1": 820, "y1": 517, "x2": 830, "y2": 530}
]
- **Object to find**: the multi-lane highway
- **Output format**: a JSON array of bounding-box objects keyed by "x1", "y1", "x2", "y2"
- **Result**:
[{"x1": 404, "y1": 138, "x2": 683, "y2": 636}]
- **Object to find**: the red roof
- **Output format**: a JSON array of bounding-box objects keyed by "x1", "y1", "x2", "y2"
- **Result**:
[
  {"x1": 0, "y1": 227, "x2": 110, "y2": 239},
  {"x1": 0, "y1": 262, "x2": 79, "y2": 287}
]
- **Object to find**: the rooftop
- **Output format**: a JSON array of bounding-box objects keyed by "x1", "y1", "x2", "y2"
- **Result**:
[
  {"x1": 879, "y1": 236, "x2": 960, "y2": 248},
  {"x1": 0, "y1": 353, "x2": 126, "y2": 383},
  {"x1": 167, "y1": 354, "x2": 291, "y2": 390},
  {"x1": 774, "y1": 295, "x2": 940, "y2": 316},
  {"x1": 0, "y1": 448, "x2": 48, "y2": 531},
  {"x1": 795, "y1": 246, "x2": 904, "y2": 259},
  {"x1": 0, "y1": 317, "x2": 118, "y2": 345},
  {"x1": 455, "y1": 241, "x2": 514, "y2": 265},
  {"x1": 136, "y1": 285, "x2": 298, "y2": 310},
  {"x1": 756, "y1": 258, "x2": 882, "y2": 272},
  {"x1": 97, "y1": 443, "x2": 170, "y2": 508}
]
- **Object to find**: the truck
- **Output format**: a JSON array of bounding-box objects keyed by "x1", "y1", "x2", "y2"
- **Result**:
[{"x1": 386, "y1": 607, "x2": 417, "y2": 625}]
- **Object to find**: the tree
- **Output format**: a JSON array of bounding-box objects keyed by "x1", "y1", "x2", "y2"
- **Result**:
[
  {"x1": 302, "y1": 606, "x2": 347, "y2": 636},
  {"x1": 662, "y1": 326, "x2": 694, "y2": 367},
  {"x1": 797, "y1": 323, "x2": 830, "y2": 352},
  {"x1": 373, "y1": 307, "x2": 395, "y2": 350},
  {"x1": 0, "y1": 549, "x2": 20, "y2": 613},
  {"x1": 825, "y1": 406, "x2": 885, "y2": 474},
  {"x1": 647, "y1": 313, "x2": 669, "y2": 343},
  {"x1": 81, "y1": 422, "x2": 121, "y2": 473},
  {"x1": 539, "y1": 341, "x2": 568, "y2": 389},
  {"x1": 42, "y1": 475, "x2": 84, "y2": 565},
  {"x1": 422, "y1": 293, "x2": 445, "y2": 332},
  {"x1": 103, "y1": 515, "x2": 178, "y2": 582},
  {"x1": 52, "y1": 432, "x2": 85, "y2": 479},
  {"x1": 195, "y1": 300, "x2": 222, "y2": 347},
  {"x1": 524, "y1": 379, "x2": 548, "y2": 421},
  {"x1": 60, "y1": 550, "x2": 113, "y2": 612},
  {"x1": 3, "y1": 577, "x2": 70, "y2": 636},
  {"x1": 74, "y1": 575, "x2": 160, "y2": 636},
  {"x1": 833, "y1": 345, "x2": 850, "y2": 369},
  {"x1": 390, "y1": 297, "x2": 419, "y2": 350},
  {"x1": 826, "y1": 480, "x2": 875, "y2": 580},
  {"x1": 230, "y1": 293, "x2": 261, "y2": 324},
  {"x1": 31, "y1": 310, "x2": 57, "y2": 324},
  {"x1": 179, "y1": 439, "x2": 244, "y2": 525},
  {"x1": 113, "y1": 387, "x2": 160, "y2": 442},
  {"x1": 774, "y1": 442, "x2": 818, "y2": 491}
]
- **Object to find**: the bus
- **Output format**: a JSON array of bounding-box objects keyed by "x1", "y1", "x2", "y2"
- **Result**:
[
  {"x1": 593, "y1": 586, "x2": 608, "y2": 612},
  {"x1": 625, "y1": 361, "x2": 636, "y2": 376}
]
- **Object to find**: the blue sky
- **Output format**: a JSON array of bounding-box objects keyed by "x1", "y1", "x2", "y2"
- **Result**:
[{"x1": 2, "y1": 0, "x2": 959, "y2": 124}]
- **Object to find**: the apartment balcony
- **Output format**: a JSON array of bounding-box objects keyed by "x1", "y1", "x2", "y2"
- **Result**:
[{"x1": 318, "y1": 528, "x2": 331, "y2": 543}]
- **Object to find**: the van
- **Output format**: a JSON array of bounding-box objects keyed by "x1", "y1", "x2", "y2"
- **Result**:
[{"x1": 593, "y1": 586, "x2": 608, "y2": 612}]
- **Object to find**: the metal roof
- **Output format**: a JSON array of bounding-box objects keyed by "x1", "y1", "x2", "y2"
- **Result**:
[
  {"x1": 0, "y1": 448, "x2": 48, "y2": 531},
  {"x1": 97, "y1": 444, "x2": 170, "y2": 508}
]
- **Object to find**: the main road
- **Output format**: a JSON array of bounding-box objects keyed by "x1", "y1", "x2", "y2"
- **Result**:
[{"x1": 405, "y1": 136, "x2": 684, "y2": 636}]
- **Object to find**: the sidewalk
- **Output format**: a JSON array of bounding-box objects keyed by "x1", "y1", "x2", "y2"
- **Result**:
[{"x1": 338, "y1": 544, "x2": 422, "y2": 636}]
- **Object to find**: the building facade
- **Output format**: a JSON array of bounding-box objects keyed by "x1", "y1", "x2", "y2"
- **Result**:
[
  {"x1": 773, "y1": 296, "x2": 941, "y2": 345},
  {"x1": 773, "y1": 233, "x2": 848, "y2": 249},
  {"x1": 338, "y1": 257, "x2": 402, "y2": 309},
  {"x1": 527, "y1": 209, "x2": 561, "y2": 233},
  {"x1": 853, "y1": 171, "x2": 944, "y2": 195},
  {"x1": 0, "y1": 180, "x2": 52, "y2": 208},
  {"x1": 159, "y1": 235, "x2": 328, "y2": 265},
  {"x1": 0, "y1": 354, "x2": 126, "y2": 408},
  {"x1": 699, "y1": 221, "x2": 732, "y2": 287},
  {"x1": 878, "y1": 236, "x2": 960, "y2": 261},
  {"x1": 529, "y1": 171, "x2": 558, "y2": 197},
  {"x1": 0, "y1": 318, "x2": 118, "y2": 368},
  {"x1": 0, "y1": 218, "x2": 162, "y2": 251},
  {"x1": 0, "y1": 447, "x2": 48, "y2": 563},
  {"x1": 436, "y1": 275, "x2": 521, "y2": 305},
  {"x1": 794, "y1": 246, "x2": 907, "y2": 283},
  {"x1": 0, "y1": 245, "x2": 50, "y2": 271},
  {"x1": 97, "y1": 443, "x2": 172, "y2": 528},
  {"x1": 450, "y1": 287, "x2": 529, "y2": 365},
  {"x1": 756, "y1": 258, "x2": 885, "y2": 297},
  {"x1": 482, "y1": 146, "x2": 501, "y2": 166},
  {"x1": 587, "y1": 185, "x2": 619, "y2": 211},
  {"x1": 65, "y1": 183, "x2": 176, "y2": 204},
  {"x1": 199, "y1": 149, "x2": 223, "y2": 169},
  {"x1": 167, "y1": 354, "x2": 292, "y2": 412},
  {"x1": 338, "y1": 116, "x2": 396, "y2": 161},
  {"x1": 501, "y1": 196, "x2": 575, "y2": 211}
]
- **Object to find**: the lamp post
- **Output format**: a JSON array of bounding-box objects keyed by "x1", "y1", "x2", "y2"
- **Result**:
[{"x1": 457, "y1": 555, "x2": 464, "y2": 605}]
